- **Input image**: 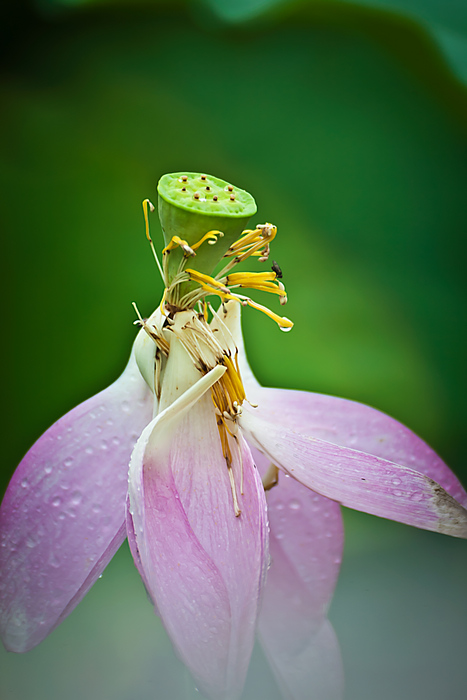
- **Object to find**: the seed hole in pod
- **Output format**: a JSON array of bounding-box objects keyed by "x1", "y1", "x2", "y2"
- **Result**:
[
  {"x1": 181, "y1": 187, "x2": 186, "y2": 192},
  {"x1": 193, "y1": 192, "x2": 200, "y2": 200},
  {"x1": 200, "y1": 175, "x2": 207, "y2": 181},
  {"x1": 230, "y1": 194, "x2": 235, "y2": 201},
  {"x1": 226, "y1": 185, "x2": 234, "y2": 192},
  {"x1": 180, "y1": 175, "x2": 188, "y2": 182},
  {"x1": 205, "y1": 186, "x2": 211, "y2": 191},
  {"x1": 213, "y1": 195, "x2": 218, "y2": 201}
]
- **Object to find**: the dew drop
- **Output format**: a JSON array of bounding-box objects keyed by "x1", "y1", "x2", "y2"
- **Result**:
[
  {"x1": 85, "y1": 447, "x2": 93, "y2": 455},
  {"x1": 392, "y1": 478, "x2": 401, "y2": 486},
  {"x1": 50, "y1": 554, "x2": 60, "y2": 569},
  {"x1": 64, "y1": 458, "x2": 73, "y2": 468},
  {"x1": 92, "y1": 503, "x2": 102, "y2": 514},
  {"x1": 71, "y1": 490, "x2": 82, "y2": 506},
  {"x1": 275, "y1": 501, "x2": 285, "y2": 511},
  {"x1": 276, "y1": 532, "x2": 285, "y2": 540},
  {"x1": 44, "y1": 465, "x2": 53, "y2": 475},
  {"x1": 100, "y1": 440, "x2": 108, "y2": 451},
  {"x1": 288, "y1": 499, "x2": 300, "y2": 511},
  {"x1": 26, "y1": 536, "x2": 36, "y2": 549},
  {"x1": 121, "y1": 401, "x2": 130, "y2": 413},
  {"x1": 52, "y1": 496, "x2": 62, "y2": 507},
  {"x1": 393, "y1": 490, "x2": 403, "y2": 497},
  {"x1": 112, "y1": 437, "x2": 120, "y2": 446},
  {"x1": 21, "y1": 479, "x2": 28, "y2": 489},
  {"x1": 279, "y1": 325, "x2": 292, "y2": 333}
]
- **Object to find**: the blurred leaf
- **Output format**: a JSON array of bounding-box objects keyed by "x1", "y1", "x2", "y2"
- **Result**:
[{"x1": 32, "y1": 0, "x2": 467, "y2": 96}]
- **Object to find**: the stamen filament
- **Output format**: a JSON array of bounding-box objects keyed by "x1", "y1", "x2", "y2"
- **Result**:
[
  {"x1": 191, "y1": 230, "x2": 224, "y2": 250},
  {"x1": 142, "y1": 199, "x2": 165, "y2": 283}
]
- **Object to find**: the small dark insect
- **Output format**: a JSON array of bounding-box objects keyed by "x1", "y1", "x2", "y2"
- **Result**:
[{"x1": 271, "y1": 260, "x2": 283, "y2": 279}]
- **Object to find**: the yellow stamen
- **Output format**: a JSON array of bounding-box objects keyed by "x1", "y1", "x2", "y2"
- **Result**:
[
  {"x1": 224, "y1": 223, "x2": 277, "y2": 262},
  {"x1": 244, "y1": 298, "x2": 293, "y2": 330},
  {"x1": 225, "y1": 272, "x2": 287, "y2": 297},
  {"x1": 142, "y1": 199, "x2": 165, "y2": 281},
  {"x1": 191, "y1": 230, "x2": 224, "y2": 250},
  {"x1": 162, "y1": 236, "x2": 195, "y2": 256}
]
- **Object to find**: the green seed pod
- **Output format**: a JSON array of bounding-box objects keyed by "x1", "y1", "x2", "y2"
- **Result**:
[{"x1": 157, "y1": 172, "x2": 257, "y2": 280}]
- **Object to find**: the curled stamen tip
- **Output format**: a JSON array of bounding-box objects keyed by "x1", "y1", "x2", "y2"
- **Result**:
[{"x1": 144, "y1": 199, "x2": 155, "y2": 212}]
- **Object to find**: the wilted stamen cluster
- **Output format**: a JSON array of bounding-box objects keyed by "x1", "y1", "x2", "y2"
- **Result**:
[{"x1": 166, "y1": 310, "x2": 246, "y2": 516}]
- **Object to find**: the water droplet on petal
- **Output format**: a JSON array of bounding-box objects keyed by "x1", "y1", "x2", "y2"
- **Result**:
[
  {"x1": 121, "y1": 401, "x2": 130, "y2": 413},
  {"x1": 85, "y1": 447, "x2": 93, "y2": 455},
  {"x1": 21, "y1": 479, "x2": 28, "y2": 489},
  {"x1": 392, "y1": 478, "x2": 401, "y2": 486},
  {"x1": 44, "y1": 465, "x2": 52, "y2": 475},
  {"x1": 289, "y1": 499, "x2": 300, "y2": 511},
  {"x1": 50, "y1": 554, "x2": 60, "y2": 568},
  {"x1": 52, "y1": 496, "x2": 62, "y2": 507},
  {"x1": 64, "y1": 458, "x2": 73, "y2": 468},
  {"x1": 71, "y1": 490, "x2": 82, "y2": 505}
]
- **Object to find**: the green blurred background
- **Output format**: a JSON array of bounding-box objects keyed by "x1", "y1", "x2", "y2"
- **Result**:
[{"x1": 1, "y1": 1, "x2": 466, "y2": 698}]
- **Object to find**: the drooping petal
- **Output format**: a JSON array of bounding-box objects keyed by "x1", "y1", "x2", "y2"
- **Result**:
[
  {"x1": 240, "y1": 404, "x2": 467, "y2": 538},
  {"x1": 0, "y1": 345, "x2": 153, "y2": 652},
  {"x1": 220, "y1": 300, "x2": 467, "y2": 509},
  {"x1": 252, "y1": 447, "x2": 344, "y2": 700},
  {"x1": 246, "y1": 388, "x2": 467, "y2": 509},
  {"x1": 128, "y1": 347, "x2": 268, "y2": 700}
]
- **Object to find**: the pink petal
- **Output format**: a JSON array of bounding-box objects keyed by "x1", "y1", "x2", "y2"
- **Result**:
[
  {"x1": 252, "y1": 447, "x2": 344, "y2": 700},
  {"x1": 240, "y1": 403, "x2": 467, "y2": 538},
  {"x1": 128, "y1": 394, "x2": 268, "y2": 700},
  {"x1": 0, "y1": 350, "x2": 153, "y2": 652},
  {"x1": 247, "y1": 388, "x2": 467, "y2": 508},
  {"x1": 221, "y1": 299, "x2": 467, "y2": 512}
]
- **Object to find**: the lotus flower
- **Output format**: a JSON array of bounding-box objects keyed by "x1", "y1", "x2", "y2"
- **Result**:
[{"x1": 1, "y1": 173, "x2": 466, "y2": 700}]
